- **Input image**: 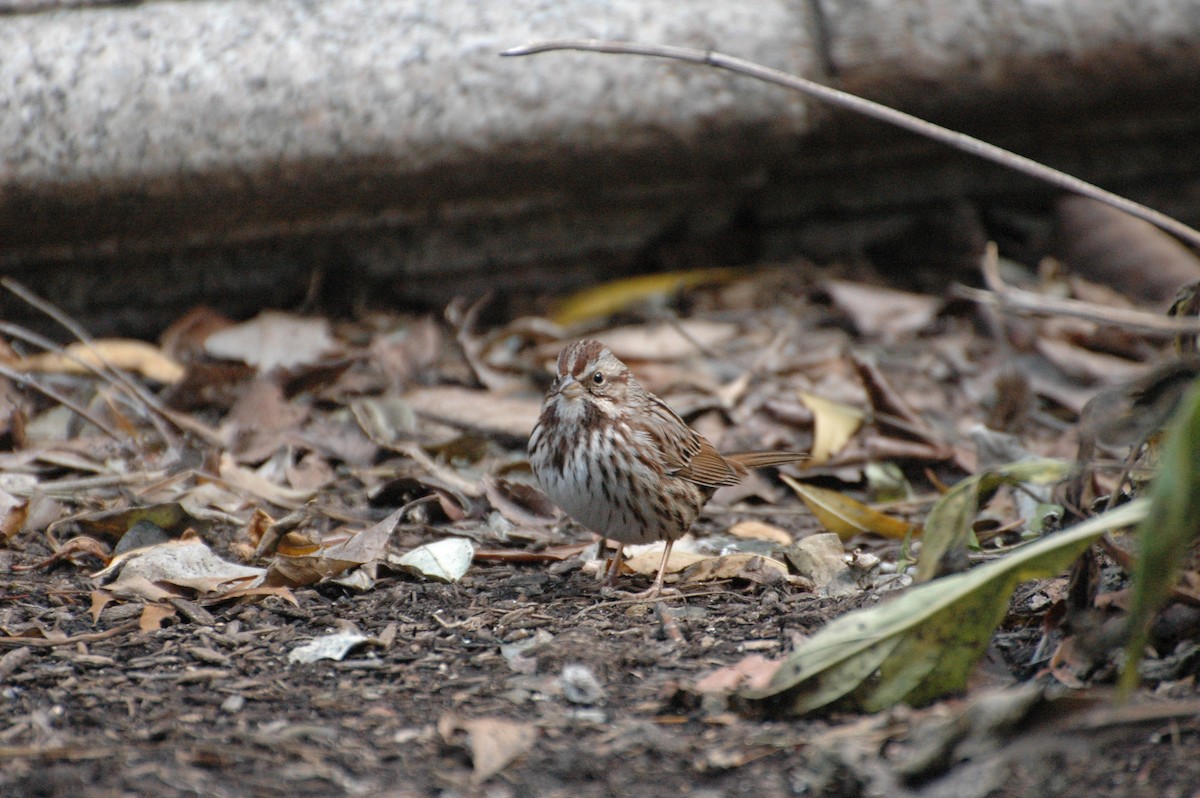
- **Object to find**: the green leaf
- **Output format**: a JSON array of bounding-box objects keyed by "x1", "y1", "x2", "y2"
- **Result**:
[
  {"x1": 782, "y1": 475, "x2": 917, "y2": 541},
  {"x1": 916, "y1": 458, "x2": 1072, "y2": 583},
  {"x1": 1120, "y1": 379, "x2": 1200, "y2": 697},
  {"x1": 739, "y1": 498, "x2": 1148, "y2": 716}
]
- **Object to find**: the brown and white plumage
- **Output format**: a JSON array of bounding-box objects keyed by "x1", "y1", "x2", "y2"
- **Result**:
[{"x1": 528, "y1": 339, "x2": 805, "y2": 597}]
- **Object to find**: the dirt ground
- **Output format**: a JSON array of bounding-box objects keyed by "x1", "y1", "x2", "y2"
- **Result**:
[
  {"x1": 4, "y1": 545, "x2": 1200, "y2": 798},
  {"x1": 3, "y1": 260, "x2": 1200, "y2": 797}
]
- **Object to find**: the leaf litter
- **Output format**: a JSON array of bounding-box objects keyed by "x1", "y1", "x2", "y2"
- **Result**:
[{"x1": 2, "y1": 241, "x2": 1200, "y2": 796}]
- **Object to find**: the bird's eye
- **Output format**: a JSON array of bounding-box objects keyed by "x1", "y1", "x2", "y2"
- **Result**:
[{"x1": 592, "y1": 371, "x2": 605, "y2": 385}]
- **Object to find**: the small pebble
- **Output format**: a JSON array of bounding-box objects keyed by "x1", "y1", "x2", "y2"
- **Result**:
[{"x1": 560, "y1": 664, "x2": 605, "y2": 705}]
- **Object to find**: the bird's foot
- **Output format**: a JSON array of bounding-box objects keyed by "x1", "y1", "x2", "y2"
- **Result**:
[{"x1": 601, "y1": 581, "x2": 681, "y2": 601}]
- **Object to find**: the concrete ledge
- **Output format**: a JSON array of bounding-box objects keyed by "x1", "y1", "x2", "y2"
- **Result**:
[{"x1": 2, "y1": 0, "x2": 1200, "y2": 333}]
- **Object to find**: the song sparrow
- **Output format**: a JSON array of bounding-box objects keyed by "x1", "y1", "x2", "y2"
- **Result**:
[{"x1": 529, "y1": 339, "x2": 805, "y2": 597}]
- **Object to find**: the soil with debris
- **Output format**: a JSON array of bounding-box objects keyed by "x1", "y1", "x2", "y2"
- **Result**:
[{"x1": 3, "y1": 259, "x2": 1200, "y2": 797}]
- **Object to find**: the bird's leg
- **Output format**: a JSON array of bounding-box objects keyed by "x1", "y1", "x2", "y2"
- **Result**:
[
  {"x1": 616, "y1": 539, "x2": 680, "y2": 600},
  {"x1": 603, "y1": 539, "x2": 625, "y2": 586}
]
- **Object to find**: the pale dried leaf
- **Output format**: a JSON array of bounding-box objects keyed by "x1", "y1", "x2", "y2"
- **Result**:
[
  {"x1": 320, "y1": 507, "x2": 405, "y2": 566},
  {"x1": 1035, "y1": 337, "x2": 1150, "y2": 385},
  {"x1": 594, "y1": 320, "x2": 738, "y2": 361},
  {"x1": 349, "y1": 396, "x2": 417, "y2": 444},
  {"x1": 392, "y1": 537, "x2": 474, "y2": 583},
  {"x1": 288, "y1": 630, "x2": 370, "y2": 664},
  {"x1": 104, "y1": 574, "x2": 179, "y2": 602},
  {"x1": 204, "y1": 312, "x2": 337, "y2": 373},
  {"x1": 93, "y1": 539, "x2": 266, "y2": 594},
  {"x1": 825, "y1": 280, "x2": 941, "y2": 341},
  {"x1": 728, "y1": 520, "x2": 793, "y2": 546},
  {"x1": 221, "y1": 379, "x2": 310, "y2": 463},
  {"x1": 218, "y1": 453, "x2": 316, "y2": 509},
  {"x1": 400, "y1": 387, "x2": 540, "y2": 440},
  {"x1": 88, "y1": 591, "x2": 111, "y2": 622},
  {"x1": 0, "y1": 488, "x2": 28, "y2": 541},
  {"x1": 622, "y1": 545, "x2": 708, "y2": 576},
  {"x1": 460, "y1": 717, "x2": 538, "y2": 783}
]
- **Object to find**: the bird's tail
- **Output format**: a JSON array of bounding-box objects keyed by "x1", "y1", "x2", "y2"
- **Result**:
[{"x1": 725, "y1": 451, "x2": 807, "y2": 470}]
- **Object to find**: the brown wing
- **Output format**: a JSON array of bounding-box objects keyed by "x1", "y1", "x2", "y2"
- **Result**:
[
  {"x1": 673, "y1": 435, "x2": 747, "y2": 487},
  {"x1": 639, "y1": 394, "x2": 803, "y2": 488},
  {"x1": 641, "y1": 395, "x2": 744, "y2": 488}
]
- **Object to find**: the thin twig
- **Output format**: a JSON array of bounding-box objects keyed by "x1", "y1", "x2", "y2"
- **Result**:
[
  {"x1": 0, "y1": 620, "x2": 139, "y2": 648},
  {"x1": 19, "y1": 471, "x2": 171, "y2": 498},
  {"x1": 1, "y1": 278, "x2": 178, "y2": 449},
  {"x1": 502, "y1": 40, "x2": 1200, "y2": 249},
  {"x1": 0, "y1": 362, "x2": 122, "y2": 441},
  {"x1": 955, "y1": 243, "x2": 1200, "y2": 337},
  {"x1": 0, "y1": 278, "x2": 221, "y2": 448}
]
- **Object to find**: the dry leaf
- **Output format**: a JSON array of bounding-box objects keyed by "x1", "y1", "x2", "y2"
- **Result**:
[
  {"x1": 439, "y1": 715, "x2": 538, "y2": 783},
  {"x1": 89, "y1": 591, "x2": 111, "y2": 622},
  {"x1": 139, "y1": 604, "x2": 177, "y2": 632},
  {"x1": 104, "y1": 574, "x2": 179, "y2": 602},
  {"x1": 783, "y1": 476, "x2": 917, "y2": 541},
  {"x1": 797, "y1": 391, "x2": 863, "y2": 464},
  {"x1": 483, "y1": 477, "x2": 557, "y2": 527},
  {"x1": 825, "y1": 280, "x2": 941, "y2": 341},
  {"x1": 728, "y1": 520, "x2": 793, "y2": 546},
  {"x1": 349, "y1": 396, "x2": 417, "y2": 444},
  {"x1": 694, "y1": 654, "x2": 782, "y2": 695},
  {"x1": 286, "y1": 452, "x2": 335, "y2": 492},
  {"x1": 10, "y1": 339, "x2": 185, "y2": 384},
  {"x1": 622, "y1": 545, "x2": 708, "y2": 576},
  {"x1": 392, "y1": 538, "x2": 474, "y2": 583},
  {"x1": 678, "y1": 553, "x2": 790, "y2": 585},
  {"x1": 268, "y1": 508, "x2": 404, "y2": 587},
  {"x1": 204, "y1": 311, "x2": 337, "y2": 373},
  {"x1": 93, "y1": 539, "x2": 266, "y2": 594},
  {"x1": 593, "y1": 320, "x2": 739, "y2": 361},
  {"x1": 288, "y1": 629, "x2": 370, "y2": 664},
  {"x1": 222, "y1": 378, "x2": 310, "y2": 463},
  {"x1": 1035, "y1": 337, "x2": 1149, "y2": 385},
  {"x1": 159, "y1": 305, "x2": 235, "y2": 362},
  {"x1": 400, "y1": 387, "x2": 540, "y2": 441},
  {"x1": 0, "y1": 491, "x2": 28, "y2": 542},
  {"x1": 218, "y1": 453, "x2": 316, "y2": 509}
]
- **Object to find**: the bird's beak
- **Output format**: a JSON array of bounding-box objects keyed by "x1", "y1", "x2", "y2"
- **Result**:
[{"x1": 554, "y1": 374, "x2": 583, "y2": 400}]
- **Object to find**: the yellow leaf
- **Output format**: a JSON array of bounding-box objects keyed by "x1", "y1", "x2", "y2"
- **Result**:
[
  {"x1": 797, "y1": 391, "x2": 864, "y2": 464},
  {"x1": 783, "y1": 475, "x2": 917, "y2": 541},
  {"x1": 12, "y1": 339, "x2": 184, "y2": 384},
  {"x1": 550, "y1": 268, "x2": 740, "y2": 326}
]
